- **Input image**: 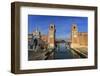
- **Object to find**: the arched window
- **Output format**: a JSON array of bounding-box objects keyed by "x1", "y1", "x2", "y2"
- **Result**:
[
  {"x1": 50, "y1": 26, "x2": 53, "y2": 29},
  {"x1": 73, "y1": 26, "x2": 76, "y2": 29}
]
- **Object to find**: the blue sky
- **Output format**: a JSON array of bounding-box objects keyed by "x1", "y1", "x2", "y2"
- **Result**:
[{"x1": 28, "y1": 15, "x2": 88, "y2": 39}]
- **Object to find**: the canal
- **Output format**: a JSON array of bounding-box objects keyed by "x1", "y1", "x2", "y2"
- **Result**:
[
  {"x1": 54, "y1": 43, "x2": 80, "y2": 59},
  {"x1": 28, "y1": 42, "x2": 82, "y2": 60}
]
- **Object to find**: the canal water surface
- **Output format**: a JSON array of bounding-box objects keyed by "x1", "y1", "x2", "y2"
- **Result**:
[{"x1": 54, "y1": 43, "x2": 76, "y2": 59}]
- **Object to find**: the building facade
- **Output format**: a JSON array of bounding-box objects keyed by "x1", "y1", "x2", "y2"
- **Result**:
[{"x1": 71, "y1": 24, "x2": 88, "y2": 48}]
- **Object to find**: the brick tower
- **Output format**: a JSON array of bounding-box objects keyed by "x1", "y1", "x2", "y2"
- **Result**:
[
  {"x1": 71, "y1": 24, "x2": 79, "y2": 48},
  {"x1": 48, "y1": 24, "x2": 56, "y2": 49}
]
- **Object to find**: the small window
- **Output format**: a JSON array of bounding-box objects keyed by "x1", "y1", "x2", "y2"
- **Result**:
[
  {"x1": 51, "y1": 26, "x2": 53, "y2": 29},
  {"x1": 73, "y1": 26, "x2": 76, "y2": 29}
]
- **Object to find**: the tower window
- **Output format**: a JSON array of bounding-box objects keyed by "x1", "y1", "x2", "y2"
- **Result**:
[
  {"x1": 73, "y1": 26, "x2": 76, "y2": 29},
  {"x1": 51, "y1": 26, "x2": 53, "y2": 29}
]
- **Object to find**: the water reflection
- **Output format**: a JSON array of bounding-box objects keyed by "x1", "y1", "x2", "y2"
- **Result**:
[{"x1": 54, "y1": 43, "x2": 74, "y2": 59}]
